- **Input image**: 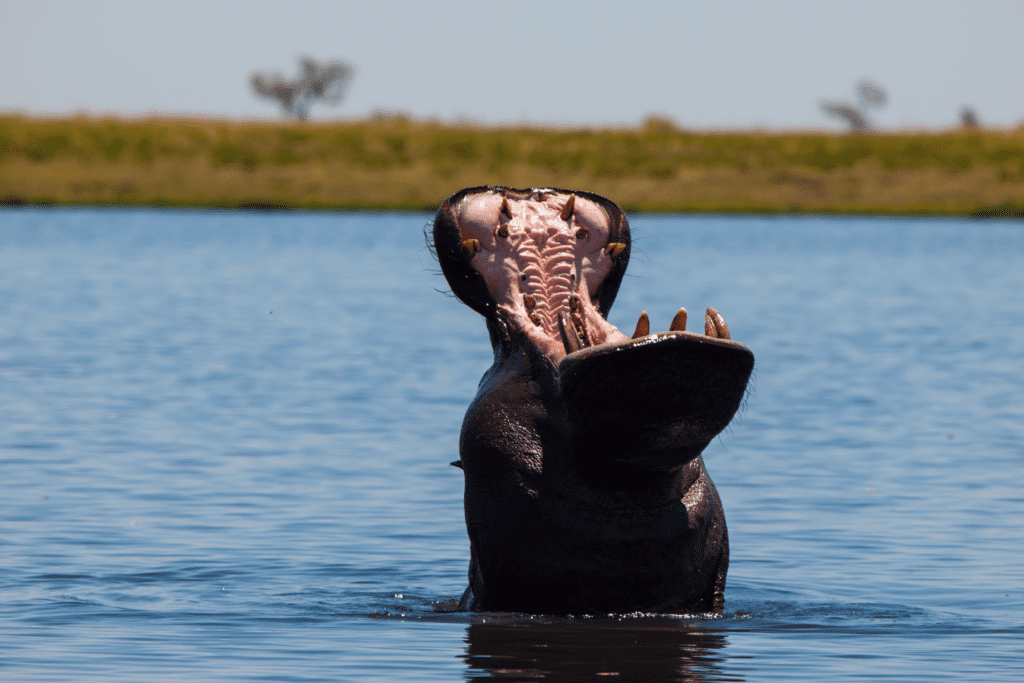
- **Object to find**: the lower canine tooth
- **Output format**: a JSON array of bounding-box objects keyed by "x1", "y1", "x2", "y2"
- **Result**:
[
  {"x1": 670, "y1": 307, "x2": 688, "y2": 332},
  {"x1": 632, "y1": 311, "x2": 650, "y2": 339}
]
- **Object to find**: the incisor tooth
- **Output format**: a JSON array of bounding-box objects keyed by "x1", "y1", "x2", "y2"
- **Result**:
[
  {"x1": 704, "y1": 307, "x2": 731, "y2": 340},
  {"x1": 632, "y1": 311, "x2": 650, "y2": 339},
  {"x1": 669, "y1": 307, "x2": 688, "y2": 332},
  {"x1": 605, "y1": 242, "x2": 626, "y2": 257}
]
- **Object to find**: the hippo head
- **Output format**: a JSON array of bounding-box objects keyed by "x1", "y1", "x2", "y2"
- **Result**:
[
  {"x1": 433, "y1": 186, "x2": 754, "y2": 473},
  {"x1": 433, "y1": 186, "x2": 630, "y2": 361}
]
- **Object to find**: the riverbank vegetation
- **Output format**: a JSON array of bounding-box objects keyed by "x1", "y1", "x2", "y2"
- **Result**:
[{"x1": 2, "y1": 114, "x2": 1022, "y2": 216}]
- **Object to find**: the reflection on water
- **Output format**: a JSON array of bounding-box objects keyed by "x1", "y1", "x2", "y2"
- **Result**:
[{"x1": 463, "y1": 617, "x2": 732, "y2": 682}]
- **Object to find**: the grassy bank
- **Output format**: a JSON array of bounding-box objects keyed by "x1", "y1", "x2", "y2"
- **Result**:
[{"x1": 2, "y1": 114, "x2": 1023, "y2": 216}]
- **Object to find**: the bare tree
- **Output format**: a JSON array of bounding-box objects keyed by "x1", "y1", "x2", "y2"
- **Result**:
[
  {"x1": 959, "y1": 106, "x2": 980, "y2": 128},
  {"x1": 856, "y1": 80, "x2": 888, "y2": 109},
  {"x1": 251, "y1": 56, "x2": 355, "y2": 121},
  {"x1": 820, "y1": 102, "x2": 869, "y2": 132},
  {"x1": 821, "y1": 79, "x2": 889, "y2": 132}
]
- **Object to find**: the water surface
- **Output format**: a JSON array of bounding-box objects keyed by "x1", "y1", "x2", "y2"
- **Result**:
[{"x1": 1, "y1": 207, "x2": 1021, "y2": 681}]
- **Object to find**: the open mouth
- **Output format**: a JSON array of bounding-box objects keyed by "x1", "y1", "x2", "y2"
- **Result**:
[{"x1": 434, "y1": 186, "x2": 739, "y2": 368}]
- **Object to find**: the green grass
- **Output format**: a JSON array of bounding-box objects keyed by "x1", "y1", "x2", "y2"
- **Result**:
[{"x1": 2, "y1": 114, "x2": 1023, "y2": 216}]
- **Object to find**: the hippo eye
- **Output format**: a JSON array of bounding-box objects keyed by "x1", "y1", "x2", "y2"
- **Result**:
[
  {"x1": 575, "y1": 227, "x2": 589, "y2": 239},
  {"x1": 497, "y1": 225, "x2": 509, "y2": 238}
]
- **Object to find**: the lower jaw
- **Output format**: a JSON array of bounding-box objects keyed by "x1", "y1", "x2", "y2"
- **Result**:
[{"x1": 556, "y1": 330, "x2": 755, "y2": 471}]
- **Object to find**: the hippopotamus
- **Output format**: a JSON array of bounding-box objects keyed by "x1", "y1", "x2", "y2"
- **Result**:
[{"x1": 432, "y1": 186, "x2": 754, "y2": 614}]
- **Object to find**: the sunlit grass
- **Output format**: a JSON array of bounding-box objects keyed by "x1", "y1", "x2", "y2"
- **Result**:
[{"x1": 2, "y1": 114, "x2": 1022, "y2": 215}]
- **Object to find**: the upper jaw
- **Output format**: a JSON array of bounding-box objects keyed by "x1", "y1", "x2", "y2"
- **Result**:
[
  {"x1": 453, "y1": 188, "x2": 628, "y2": 365},
  {"x1": 433, "y1": 185, "x2": 743, "y2": 368}
]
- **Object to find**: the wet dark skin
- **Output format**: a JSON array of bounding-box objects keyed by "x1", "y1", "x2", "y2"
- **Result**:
[{"x1": 433, "y1": 186, "x2": 754, "y2": 614}]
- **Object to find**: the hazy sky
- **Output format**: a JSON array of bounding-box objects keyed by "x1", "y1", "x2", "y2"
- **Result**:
[{"x1": 2, "y1": 0, "x2": 1022, "y2": 130}]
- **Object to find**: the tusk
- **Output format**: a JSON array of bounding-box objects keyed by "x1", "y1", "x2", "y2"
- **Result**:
[
  {"x1": 605, "y1": 242, "x2": 626, "y2": 257},
  {"x1": 560, "y1": 194, "x2": 576, "y2": 221},
  {"x1": 461, "y1": 239, "x2": 480, "y2": 257}
]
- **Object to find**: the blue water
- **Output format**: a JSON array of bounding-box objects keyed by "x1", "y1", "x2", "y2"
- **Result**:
[{"x1": 1, "y1": 207, "x2": 1021, "y2": 681}]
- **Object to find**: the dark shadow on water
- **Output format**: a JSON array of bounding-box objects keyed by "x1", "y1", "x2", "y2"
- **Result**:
[{"x1": 459, "y1": 615, "x2": 738, "y2": 682}]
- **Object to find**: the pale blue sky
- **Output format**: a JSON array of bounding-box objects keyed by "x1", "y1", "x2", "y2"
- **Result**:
[{"x1": 2, "y1": 0, "x2": 1022, "y2": 129}]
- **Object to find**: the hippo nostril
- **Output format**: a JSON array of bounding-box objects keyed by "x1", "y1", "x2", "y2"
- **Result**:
[
  {"x1": 497, "y1": 225, "x2": 509, "y2": 238},
  {"x1": 575, "y1": 227, "x2": 589, "y2": 239}
]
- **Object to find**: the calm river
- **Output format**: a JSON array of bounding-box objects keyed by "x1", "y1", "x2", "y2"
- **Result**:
[{"x1": 1, "y1": 207, "x2": 1021, "y2": 681}]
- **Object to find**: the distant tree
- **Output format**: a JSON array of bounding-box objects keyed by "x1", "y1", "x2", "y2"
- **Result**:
[
  {"x1": 251, "y1": 56, "x2": 355, "y2": 121},
  {"x1": 821, "y1": 79, "x2": 889, "y2": 132},
  {"x1": 820, "y1": 102, "x2": 868, "y2": 132},
  {"x1": 959, "y1": 106, "x2": 980, "y2": 128},
  {"x1": 856, "y1": 80, "x2": 888, "y2": 109}
]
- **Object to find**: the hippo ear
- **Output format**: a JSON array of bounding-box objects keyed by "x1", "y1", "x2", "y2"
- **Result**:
[
  {"x1": 576, "y1": 190, "x2": 630, "y2": 318},
  {"x1": 432, "y1": 186, "x2": 497, "y2": 317}
]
